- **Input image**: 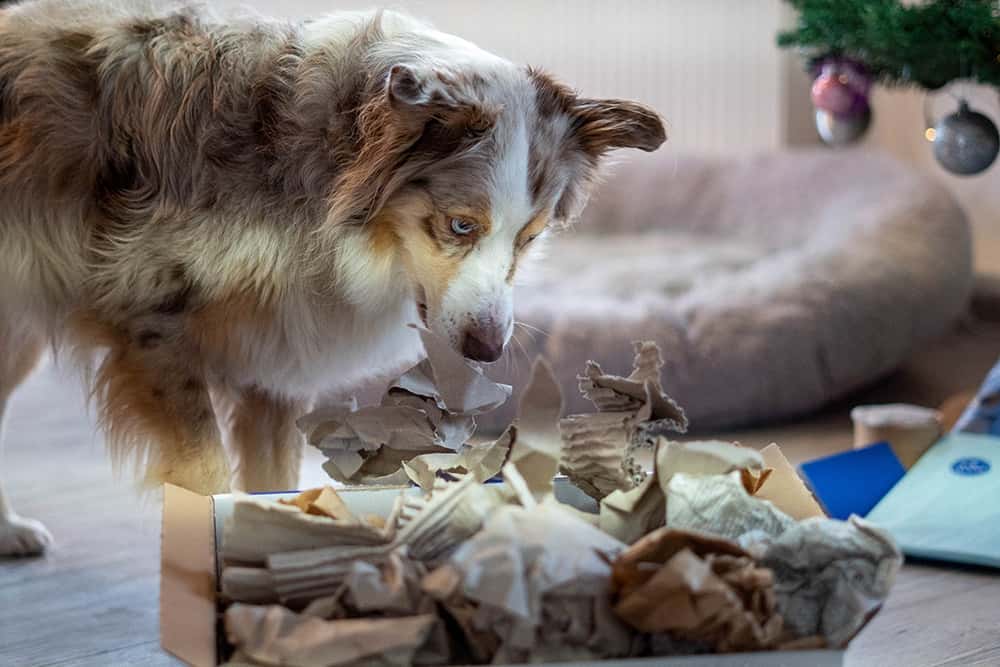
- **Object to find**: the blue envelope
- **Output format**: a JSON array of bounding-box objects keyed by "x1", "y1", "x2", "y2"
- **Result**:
[{"x1": 867, "y1": 432, "x2": 1000, "y2": 568}]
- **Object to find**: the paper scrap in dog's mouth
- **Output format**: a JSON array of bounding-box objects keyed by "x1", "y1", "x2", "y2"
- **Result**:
[
  {"x1": 392, "y1": 326, "x2": 511, "y2": 416},
  {"x1": 297, "y1": 327, "x2": 514, "y2": 488}
]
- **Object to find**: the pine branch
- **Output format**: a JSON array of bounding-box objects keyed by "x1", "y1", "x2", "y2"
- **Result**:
[{"x1": 778, "y1": 0, "x2": 1000, "y2": 90}]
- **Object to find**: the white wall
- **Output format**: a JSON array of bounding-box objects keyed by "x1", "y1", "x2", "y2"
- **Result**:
[
  {"x1": 232, "y1": 0, "x2": 788, "y2": 157},
  {"x1": 232, "y1": 1, "x2": 999, "y2": 246}
]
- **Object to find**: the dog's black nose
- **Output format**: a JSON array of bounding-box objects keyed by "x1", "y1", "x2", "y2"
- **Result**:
[{"x1": 461, "y1": 327, "x2": 503, "y2": 363}]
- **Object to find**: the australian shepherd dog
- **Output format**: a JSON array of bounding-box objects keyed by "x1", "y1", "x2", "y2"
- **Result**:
[{"x1": 0, "y1": 0, "x2": 665, "y2": 554}]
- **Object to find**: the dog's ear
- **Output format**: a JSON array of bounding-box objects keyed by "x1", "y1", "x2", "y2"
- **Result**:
[
  {"x1": 328, "y1": 64, "x2": 492, "y2": 225},
  {"x1": 570, "y1": 98, "x2": 666, "y2": 156},
  {"x1": 387, "y1": 64, "x2": 461, "y2": 110},
  {"x1": 384, "y1": 64, "x2": 492, "y2": 131}
]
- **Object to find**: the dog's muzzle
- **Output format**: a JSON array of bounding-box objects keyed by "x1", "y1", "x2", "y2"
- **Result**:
[{"x1": 460, "y1": 320, "x2": 507, "y2": 363}]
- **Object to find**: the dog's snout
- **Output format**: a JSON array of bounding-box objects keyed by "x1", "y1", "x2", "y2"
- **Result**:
[{"x1": 460, "y1": 324, "x2": 504, "y2": 363}]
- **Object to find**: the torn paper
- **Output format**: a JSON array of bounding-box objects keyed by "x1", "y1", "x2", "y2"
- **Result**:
[
  {"x1": 578, "y1": 341, "x2": 688, "y2": 433},
  {"x1": 222, "y1": 494, "x2": 389, "y2": 565},
  {"x1": 298, "y1": 327, "x2": 512, "y2": 487},
  {"x1": 599, "y1": 474, "x2": 665, "y2": 545},
  {"x1": 224, "y1": 604, "x2": 436, "y2": 667},
  {"x1": 400, "y1": 427, "x2": 512, "y2": 492},
  {"x1": 421, "y1": 565, "x2": 500, "y2": 664},
  {"x1": 761, "y1": 515, "x2": 902, "y2": 647},
  {"x1": 754, "y1": 443, "x2": 826, "y2": 520},
  {"x1": 611, "y1": 527, "x2": 783, "y2": 652},
  {"x1": 397, "y1": 326, "x2": 512, "y2": 415},
  {"x1": 391, "y1": 474, "x2": 506, "y2": 562},
  {"x1": 560, "y1": 341, "x2": 688, "y2": 502},
  {"x1": 507, "y1": 358, "x2": 564, "y2": 499},
  {"x1": 278, "y1": 487, "x2": 354, "y2": 521},
  {"x1": 656, "y1": 439, "x2": 765, "y2": 489},
  {"x1": 442, "y1": 502, "x2": 631, "y2": 662},
  {"x1": 665, "y1": 471, "x2": 794, "y2": 548}
]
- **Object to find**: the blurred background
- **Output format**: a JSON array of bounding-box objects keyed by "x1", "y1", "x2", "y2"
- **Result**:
[{"x1": 228, "y1": 0, "x2": 1000, "y2": 261}]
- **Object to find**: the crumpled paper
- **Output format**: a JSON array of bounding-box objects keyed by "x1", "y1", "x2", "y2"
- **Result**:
[
  {"x1": 223, "y1": 604, "x2": 437, "y2": 667},
  {"x1": 761, "y1": 515, "x2": 902, "y2": 647},
  {"x1": 435, "y1": 501, "x2": 634, "y2": 663},
  {"x1": 598, "y1": 438, "x2": 770, "y2": 545},
  {"x1": 221, "y1": 493, "x2": 390, "y2": 565},
  {"x1": 391, "y1": 474, "x2": 506, "y2": 562},
  {"x1": 665, "y1": 471, "x2": 795, "y2": 548},
  {"x1": 560, "y1": 341, "x2": 689, "y2": 501},
  {"x1": 611, "y1": 527, "x2": 784, "y2": 652},
  {"x1": 297, "y1": 328, "x2": 512, "y2": 489},
  {"x1": 218, "y1": 336, "x2": 904, "y2": 664}
]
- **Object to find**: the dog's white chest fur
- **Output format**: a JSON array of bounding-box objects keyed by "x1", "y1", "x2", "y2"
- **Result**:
[{"x1": 218, "y1": 293, "x2": 424, "y2": 398}]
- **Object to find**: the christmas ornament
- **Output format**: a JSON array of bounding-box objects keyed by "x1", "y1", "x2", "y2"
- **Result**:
[
  {"x1": 815, "y1": 106, "x2": 871, "y2": 147},
  {"x1": 932, "y1": 100, "x2": 1000, "y2": 176},
  {"x1": 811, "y1": 57, "x2": 872, "y2": 146},
  {"x1": 810, "y1": 58, "x2": 871, "y2": 116}
]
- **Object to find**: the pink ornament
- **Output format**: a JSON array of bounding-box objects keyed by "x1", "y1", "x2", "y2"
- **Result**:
[
  {"x1": 810, "y1": 58, "x2": 872, "y2": 118},
  {"x1": 811, "y1": 73, "x2": 857, "y2": 115}
]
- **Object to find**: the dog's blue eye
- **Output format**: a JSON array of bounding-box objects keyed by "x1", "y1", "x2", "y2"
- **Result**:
[{"x1": 450, "y1": 217, "x2": 476, "y2": 236}]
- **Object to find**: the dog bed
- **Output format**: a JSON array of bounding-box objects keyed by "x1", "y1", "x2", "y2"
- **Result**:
[{"x1": 481, "y1": 149, "x2": 973, "y2": 432}]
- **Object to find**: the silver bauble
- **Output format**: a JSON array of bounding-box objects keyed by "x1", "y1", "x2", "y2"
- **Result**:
[
  {"x1": 815, "y1": 106, "x2": 871, "y2": 146},
  {"x1": 933, "y1": 101, "x2": 999, "y2": 176}
]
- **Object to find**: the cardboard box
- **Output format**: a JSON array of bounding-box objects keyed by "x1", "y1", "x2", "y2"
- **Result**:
[{"x1": 160, "y1": 480, "x2": 845, "y2": 667}]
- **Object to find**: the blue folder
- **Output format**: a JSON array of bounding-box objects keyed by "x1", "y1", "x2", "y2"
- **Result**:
[{"x1": 798, "y1": 441, "x2": 906, "y2": 520}]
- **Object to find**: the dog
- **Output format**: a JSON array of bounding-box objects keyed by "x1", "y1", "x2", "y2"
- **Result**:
[{"x1": 0, "y1": 0, "x2": 665, "y2": 555}]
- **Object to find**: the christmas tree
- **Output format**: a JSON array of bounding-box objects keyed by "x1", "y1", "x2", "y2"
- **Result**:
[
  {"x1": 778, "y1": 0, "x2": 1000, "y2": 90},
  {"x1": 778, "y1": 0, "x2": 1000, "y2": 175}
]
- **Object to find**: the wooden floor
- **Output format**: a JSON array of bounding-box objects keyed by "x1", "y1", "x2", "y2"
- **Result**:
[{"x1": 2, "y1": 316, "x2": 1000, "y2": 666}]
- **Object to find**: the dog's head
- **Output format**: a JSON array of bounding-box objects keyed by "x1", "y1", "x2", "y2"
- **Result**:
[{"x1": 332, "y1": 40, "x2": 665, "y2": 362}]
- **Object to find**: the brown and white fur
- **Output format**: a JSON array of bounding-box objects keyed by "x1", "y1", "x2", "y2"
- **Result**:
[{"x1": 0, "y1": 1, "x2": 665, "y2": 555}]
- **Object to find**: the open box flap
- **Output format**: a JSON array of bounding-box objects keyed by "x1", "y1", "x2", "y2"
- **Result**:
[{"x1": 161, "y1": 483, "x2": 218, "y2": 667}]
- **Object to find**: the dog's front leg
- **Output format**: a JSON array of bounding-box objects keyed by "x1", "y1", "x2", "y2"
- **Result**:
[
  {"x1": 95, "y1": 335, "x2": 232, "y2": 495},
  {"x1": 0, "y1": 322, "x2": 52, "y2": 556},
  {"x1": 226, "y1": 387, "x2": 306, "y2": 492}
]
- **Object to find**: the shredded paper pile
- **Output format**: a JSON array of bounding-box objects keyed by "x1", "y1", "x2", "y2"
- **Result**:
[{"x1": 221, "y1": 332, "x2": 902, "y2": 666}]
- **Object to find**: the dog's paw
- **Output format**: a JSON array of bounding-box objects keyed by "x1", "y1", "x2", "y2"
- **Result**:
[{"x1": 0, "y1": 515, "x2": 53, "y2": 557}]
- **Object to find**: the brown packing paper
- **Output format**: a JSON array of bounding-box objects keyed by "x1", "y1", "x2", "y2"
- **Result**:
[
  {"x1": 599, "y1": 438, "x2": 770, "y2": 545},
  {"x1": 559, "y1": 411, "x2": 635, "y2": 499},
  {"x1": 399, "y1": 327, "x2": 512, "y2": 415},
  {"x1": 441, "y1": 501, "x2": 632, "y2": 662},
  {"x1": 420, "y1": 565, "x2": 500, "y2": 664},
  {"x1": 221, "y1": 495, "x2": 389, "y2": 565},
  {"x1": 298, "y1": 328, "x2": 513, "y2": 487},
  {"x1": 560, "y1": 341, "x2": 688, "y2": 503},
  {"x1": 611, "y1": 528, "x2": 783, "y2": 652},
  {"x1": 578, "y1": 341, "x2": 687, "y2": 431},
  {"x1": 223, "y1": 604, "x2": 437, "y2": 667},
  {"x1": 400, "y1": 427, "x2": 513, "y2": 492},
  {"x1": 278, "y1": 487, "x2": 356, "y2": 522},
  {"x1": 599, "y1": 473, "x2": 665, "y2": 545}
]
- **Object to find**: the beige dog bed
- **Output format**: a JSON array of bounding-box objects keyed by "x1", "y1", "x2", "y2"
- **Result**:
[{"x1": 481, "y1": 149, "x2": 973, "y2": 432}]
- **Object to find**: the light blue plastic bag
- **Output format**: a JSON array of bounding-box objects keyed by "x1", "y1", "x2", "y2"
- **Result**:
[
  {"x1": 953, "y1": 356, "x2": 1000, "y2": 435},
  {"x1": 867, "y1": 432, "x2": 1000, "y2": 568}
]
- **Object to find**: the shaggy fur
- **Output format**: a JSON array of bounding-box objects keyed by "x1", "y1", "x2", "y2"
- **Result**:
[{"x1": 0, "y1": 0, "x2": 664, "y2": 555}]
